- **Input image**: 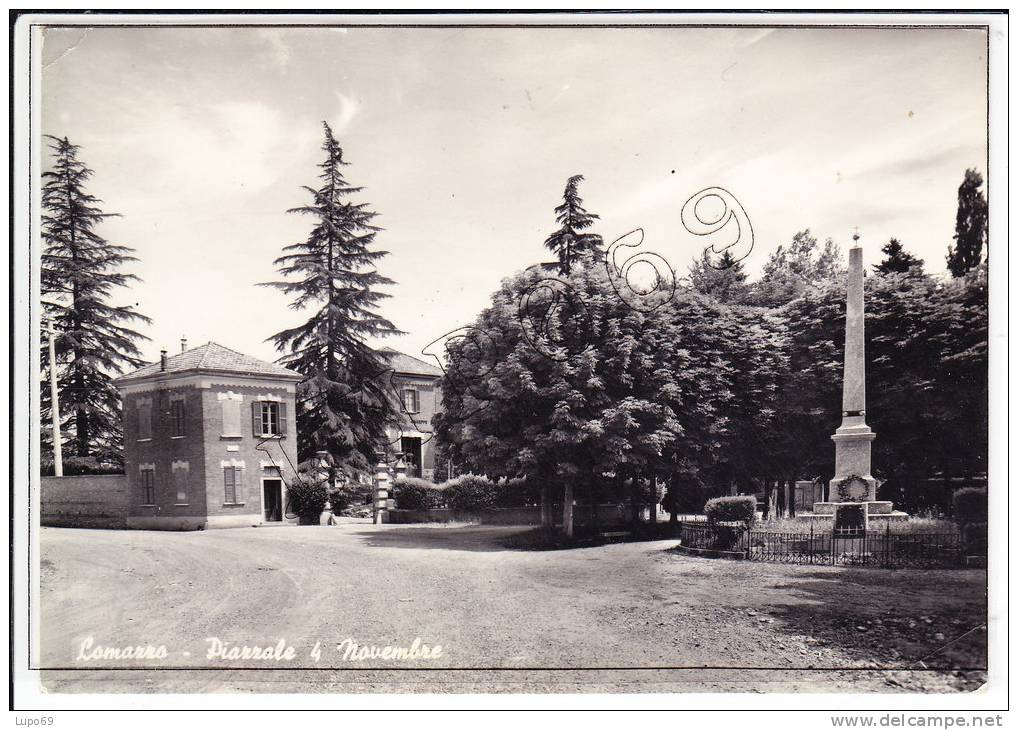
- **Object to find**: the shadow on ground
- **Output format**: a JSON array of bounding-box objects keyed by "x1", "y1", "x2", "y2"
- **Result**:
[
  {"x1": 349, "y1": 525, "x2": 530, "y2": 552},
  {"x1": 726, "y1": 563, "x2": 987, "y2": 674}
]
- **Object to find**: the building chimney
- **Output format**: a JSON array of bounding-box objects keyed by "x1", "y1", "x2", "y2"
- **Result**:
[
  {"x1": 181, "y1": 336, "x2": 188, "y2": 353},
  {"x1": 160, "y1": 349, "x2": 168, "y2": 371}
]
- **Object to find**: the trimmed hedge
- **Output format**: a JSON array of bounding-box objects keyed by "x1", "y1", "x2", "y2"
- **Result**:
[
  {"x1": 443, "y1": 475, "x2": 499, "y2": 511},
  {"x1": 952, "y1": 487, "x2": 988, "y2": 526},
  {"x1": 704, "y1": 495, "x2": 757, "y2": 525},
  {"x1": 392, "y1": 477, "x2": 445, "y2": 510},
  {"x1": 391, "y1": 474, "x2": 541, "y2": 512}
]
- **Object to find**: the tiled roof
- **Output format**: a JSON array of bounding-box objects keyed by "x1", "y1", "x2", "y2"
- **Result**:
[
  {"x1": 379, "y1": 347, "x2": 443, "y2": 378},
  {"x1": 116, "y1": 342, "x2": 303, "y2": 382}
]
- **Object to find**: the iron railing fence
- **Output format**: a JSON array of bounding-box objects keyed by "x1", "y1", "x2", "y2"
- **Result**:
[{"x1": 678, "y1": 522, "x2": 964, "y2": 569}]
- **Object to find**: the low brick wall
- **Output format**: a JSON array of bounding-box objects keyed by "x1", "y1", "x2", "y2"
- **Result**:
[
  {"x1": 386, "y1": 504, "x2": 634, "y2": 526},
  {"x1": 41, "y1": 475, "x2": 129, "y2": 529}
]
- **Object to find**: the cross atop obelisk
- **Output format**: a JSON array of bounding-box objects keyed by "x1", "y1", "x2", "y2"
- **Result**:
[{"x1": 829, "y1": 232, "x2": 877, "y2": 502}]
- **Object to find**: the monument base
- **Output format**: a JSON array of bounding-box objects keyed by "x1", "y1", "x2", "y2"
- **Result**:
[
  {"x1": 796, "y1": 504, "x2": 910, "y2": 524},
  {"x1": 813, "y1": 500, "x2": 894, "y2": 515}
]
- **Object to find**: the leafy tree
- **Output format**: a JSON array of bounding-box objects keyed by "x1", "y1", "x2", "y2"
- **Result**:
[
  {"x1": 874, "y1": 238, "x2": 924, "y2": 275},
  {"x1": 543, "y1": 175, "x2": 603, "y2": 276},
  {"x1": 686, "y1": 249, "x2": 750, "y2": 303},
  {"x1": 866, "y1": 267, "x2": 986, "y2": 510},
  {"x1": 40, "y1": 135, "x2": 151, "y2": 470},
  {"x1": 919, "y1": 265, "x2": 988, "y2": 485},
  {"x1": 946, "y1": 168, "x2": 988, "y2": 277},
  {"x1": 695, "y1": 303, "x2": 788, "y2": 504},
  {"x1": 438, "y1": 226, "x2": 987, "y2": 520},
  {"x1": 747, "y1": 229, "x2": 842, "y2": 307},
  {"x1": 772, "y1": 284, "x2": 846, "y2": 482},
  {"x1": 264, "y1": 122, "x2": 403, "y2": 478},
  {"x1": 435, "y1": 264, "x2": 733, "y2": 527},
  {"x1": 766, "y1": 266, "x2": 988, "y2": 513}
]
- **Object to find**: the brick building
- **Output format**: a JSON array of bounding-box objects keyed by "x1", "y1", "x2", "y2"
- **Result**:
[
  {"x1": 114, "y1": 341, "x2": 302, "y2": 530},
  {"x1": 380, "y1": 347, "x2": 443, "y2": 480}
]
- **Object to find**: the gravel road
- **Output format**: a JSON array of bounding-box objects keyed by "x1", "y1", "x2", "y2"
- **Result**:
[{"x1": 36, "y1": 524, "x2": 987, "y2": 694}]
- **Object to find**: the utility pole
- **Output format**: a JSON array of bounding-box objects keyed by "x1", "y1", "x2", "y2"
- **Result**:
[{"x1": 46, "y1": 318, "x2": 63, "y2": 477}]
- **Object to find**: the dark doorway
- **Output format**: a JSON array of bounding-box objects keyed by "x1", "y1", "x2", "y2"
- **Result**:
[
  {"x1": 263, "y1": 479, "x2": 283, "y2": 522},
  {"x1": 400, "y1": 437, "x2": 423, "y2": 478}
]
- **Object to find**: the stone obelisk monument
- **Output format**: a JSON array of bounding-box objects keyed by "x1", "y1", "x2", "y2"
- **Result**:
[
  {"x1": 810, "y1": 233, "x2": 905, "y2": 523},
  {"x1": 829, "y1": 235, "x2": 878, "y2": 501}
]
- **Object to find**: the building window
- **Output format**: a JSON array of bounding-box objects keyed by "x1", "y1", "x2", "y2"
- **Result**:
[
  {"x1": 137, "y1": 401, "x2": 152, "y2": 440},
  {"x1": 223, "y1": 465, "x2": 244, "y2": 504},
  {"x1": 402, "y1": 388, "x2": 420, "y2": 414},
  {"x1": 170, "y1": 398, "x2": 185, "y2": 437},
  {"x1": 260, "y1": 402, "x2": 279, "y2": 436},
  {"x1": 140, "y1": 467, "x2": 156, "y2": 505},
  {"x1": 253, "y1": 401, "x2": 286, "y2": 437}
]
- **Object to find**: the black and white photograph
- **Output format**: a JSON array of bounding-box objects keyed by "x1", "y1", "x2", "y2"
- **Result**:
[{"x1": 9, "y1": 9, "x2": 1008, "y2": 717}]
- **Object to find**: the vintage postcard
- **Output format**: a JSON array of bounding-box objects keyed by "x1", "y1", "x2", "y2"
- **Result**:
[{"x1": 9, "y1": 9, "x2": 1008, "y2": 717}]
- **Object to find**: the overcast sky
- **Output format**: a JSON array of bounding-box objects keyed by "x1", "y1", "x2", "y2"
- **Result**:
[{"x1": 39, "y1": 25, "x2": 987, "y2": 366}]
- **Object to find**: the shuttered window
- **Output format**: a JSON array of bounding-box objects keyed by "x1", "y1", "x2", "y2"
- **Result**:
[
  {"x1": 140, "y1": 468, "x2": 155, "y2": 505},
  {"x1": 170, "y1": 399, "x2": 185, "y2": 437},
  {"x1": 252, "y1": 401, "x2": 287, "y2": 437},
  {"x1": 402, "y1": 388, "x2": 420, "y2": 414},
  {"x1": 223, "y1": 466, "x2": 243, "y2": 504}
]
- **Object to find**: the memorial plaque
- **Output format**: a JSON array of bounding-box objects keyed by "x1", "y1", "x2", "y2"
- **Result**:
[{"x1": 834, "y1": 503, "x2": 868, "y2": 533}]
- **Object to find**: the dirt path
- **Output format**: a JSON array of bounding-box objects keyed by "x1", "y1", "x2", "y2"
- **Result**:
[{"x1": 35, "y1": 525, "x2": 987, "y2": 693}]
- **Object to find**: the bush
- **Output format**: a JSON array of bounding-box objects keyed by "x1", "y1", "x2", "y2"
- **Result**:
[
  {"x1": 392, "y1": 477, "x2": 445, "y2": 510},
  {"x1": 286, "y1": 477, "x2": 329, "y2": 525},
  {"x1": 952, "y1": 487, "x2": 988, "y2": 526},
  {"x1": 704, "y1": 496, "x2": 757, "y2": 525},
  {"x1": 443, "y1": 474, "x2": 499, "y2": 511},
  {"x1": 962, "y1": 522, "x2": 988, "y2": 556}
]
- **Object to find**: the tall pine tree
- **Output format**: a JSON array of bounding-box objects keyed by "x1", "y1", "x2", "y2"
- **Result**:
[
  {"x1": 946, "y1": 168, "x2": 988, "y2": 277},
  {"x1": 874, "y1": 238, "x2": 924, "y2": 275},
  {"x1": 543, "y1": 174, "x2": 603, "y2": 276},
  {"x1": 264, "y1": 122, "x2": 403, "y2": 477},
  {"x1": 40, "y1": 135, "x2": 151, "y2": 470}
]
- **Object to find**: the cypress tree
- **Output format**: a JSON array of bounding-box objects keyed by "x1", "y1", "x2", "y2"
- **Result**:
[
  {"x1": 874, "y1": 238, "x2": 924, "y2": 275},
  {"x1": 40, "y1": 135, "x2": 151, "y2": 470},
  {"x1": 946, "y1": 168, "x2": 988, "y2": 277},
  {"x1": 264, "y1": 121, "x2": 403, "y2": 476},
  {"x1": 543, "y1": 175, "x2": 603, "y2": 276}
]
